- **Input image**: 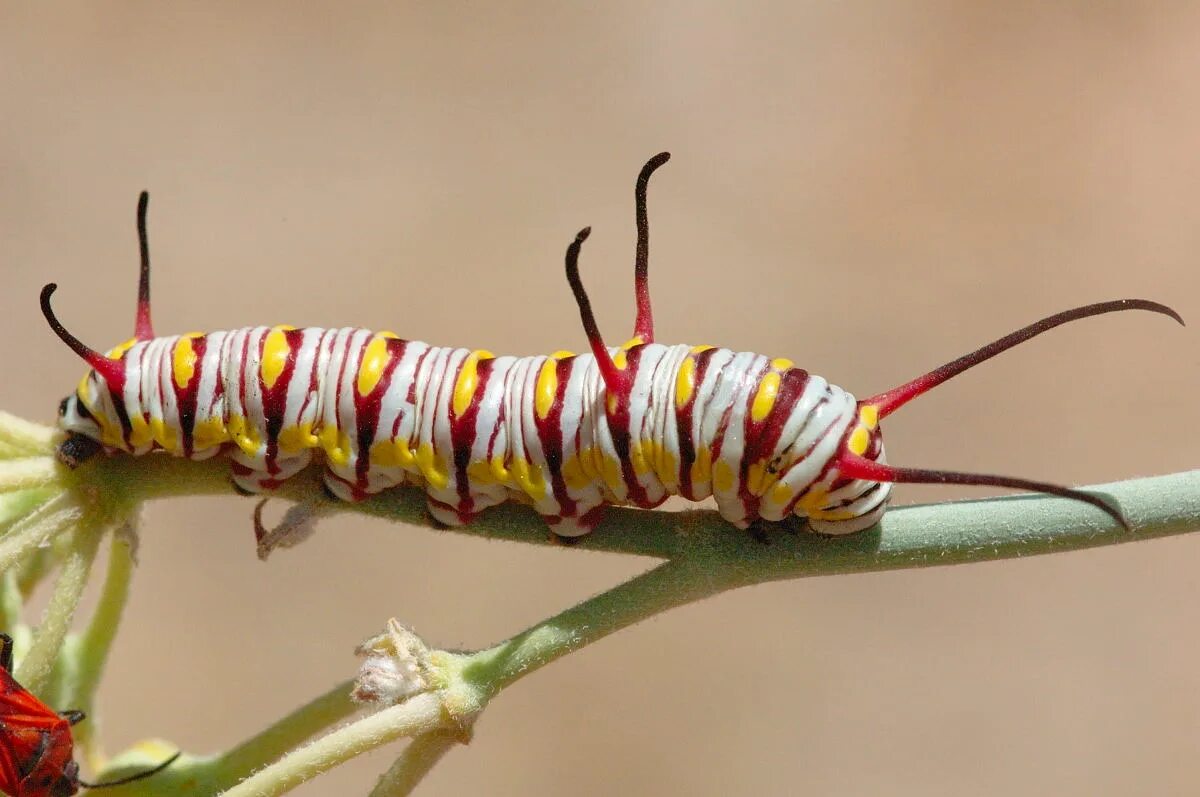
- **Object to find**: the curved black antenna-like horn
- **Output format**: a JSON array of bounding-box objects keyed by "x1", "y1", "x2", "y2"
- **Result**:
[{"x1": 40, "y1": 284, "x2": 124, "y2": 385}]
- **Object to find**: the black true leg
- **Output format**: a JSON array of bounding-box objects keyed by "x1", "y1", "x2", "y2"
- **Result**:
[
  {"x1": 748, "y1": 520, "x2": 772, "y2": 545},
  {"x1": 0, "y1": 634, "x2": 12, "y2": 673}
]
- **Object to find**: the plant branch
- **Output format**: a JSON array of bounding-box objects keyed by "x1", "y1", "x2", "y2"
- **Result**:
[
  {"x1": 214, "y1": 678, "x2": 362, "y2": 783},
  {"x1": 369, "y1": 732, "x2": 459, "y2": 797},
  {"x1": 216, "y1": 693, "x2": 446, "y2": 797},
  {"x1": 15, "y1": 522, "x2": 103, "y2": 692},
  {"x1": 81, "y1": 450, "x2": 1200, "y2": 563}
]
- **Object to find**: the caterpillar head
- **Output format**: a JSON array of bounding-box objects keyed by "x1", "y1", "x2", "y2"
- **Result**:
[
  {"x1": 42, "y1": 192, "x2": 155, "y2": 468},
  {"x1": 56, "y1": 389, "x2": 106, "y2": 468},
  {"x1": 43, "y1": 285, "x2": 143, "y2": 466}
]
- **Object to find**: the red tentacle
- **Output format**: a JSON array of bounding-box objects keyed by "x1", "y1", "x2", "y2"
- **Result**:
[{"x1": 564, "y1": 227, "x2": 630, "y2": 395}]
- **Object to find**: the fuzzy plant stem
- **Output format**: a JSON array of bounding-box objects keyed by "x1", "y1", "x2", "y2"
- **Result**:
[
  {"x1": 369, "y1": 732, "x2": 460, "y2": 797},
  {"x1": 15, "y1": 522, "x2": 103, "y2": 692},
  {"x1": 212, "y1": 469, "x2": 1199, "y2": 796},
  {"x1": 215, "y1": 694, "x2": 447, "y2": 797}
]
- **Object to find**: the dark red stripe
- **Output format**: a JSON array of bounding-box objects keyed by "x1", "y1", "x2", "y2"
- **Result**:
[{"x1": 177, "y1": 336, "x2": 208, "y2": 457}]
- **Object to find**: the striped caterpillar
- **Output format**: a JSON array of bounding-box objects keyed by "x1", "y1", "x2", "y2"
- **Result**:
[{"x1": 42, "y1": 154, "x2": 1181, "y2": 550}]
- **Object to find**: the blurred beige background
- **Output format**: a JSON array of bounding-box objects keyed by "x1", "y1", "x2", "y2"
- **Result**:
[{"x1": 2, "y1": 3, "x2": 1199, "y2": 795}]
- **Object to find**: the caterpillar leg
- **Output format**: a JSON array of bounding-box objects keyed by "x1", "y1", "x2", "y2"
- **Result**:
[
  {"x1": 426, "y1": 496, "x2": 472, "y2": 528},
  {"x1": 230, "y1": 450, "x2": 312, "y2": 494},
  {"x1": 806, "y1": 505, "x2": 887, "y2": 536},
  {"x1": 321, "y1": 469, "x2": 371, "y2": 502},
  {"x1": 545, "y1": 505, "x2": 607, "y2": 542}
]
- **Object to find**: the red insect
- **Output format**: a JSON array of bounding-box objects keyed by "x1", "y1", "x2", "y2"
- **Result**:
[{"x1": 0, "y1": 634, "x2": 177, "y2": 797}]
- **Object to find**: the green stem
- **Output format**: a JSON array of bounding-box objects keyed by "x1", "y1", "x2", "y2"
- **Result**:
[
  {"x1": 98, "y1": 446, "x2": 1200, "y2": 562},
  {"x1": 0, "y1": 411, "x2": 58, "y2": 455},
  {"x1": 465, "y1": 558, "x2": 730, "y2": 694},
  {"x1": 457, "y1": 470, "x2": 1200, "y2": 693},
  {"x1": 368, "y1": 732, "x2": 459, "y2": 797},
  {"x1": 216, "y1": 693, "x2": 447, "y2": 797},
  {"x1": 15, "y1": 522, "x2": 103, "y2": 692},
  {"x1": 0, "y1": 493, "x2": 80, "y2": 574},
  {"x1": 213, "y1": 678, "x2": 361, "y2": 785},
  {"x1": 67, "y1": 531, "x2": 138, "y2": 769},
  {"x1": 105, "y1": 680, "x2": 363, "y2": 796},
  {"x1": 75, "y1": 532, "x2": 136, "y2": 700},
  {"x1": 0, "y1": 570, "x2": 21, "y2": 633},
  {"x1": 0, "y1": 489, "x2": 53, "y2": 530},
  {"x1": 0, "y1": 457, "x2": 62, "y2": 494}
]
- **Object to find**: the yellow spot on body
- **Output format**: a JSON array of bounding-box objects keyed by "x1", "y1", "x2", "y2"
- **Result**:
[
  {"x1": 489, "y1": 455, "x2": 510, "y2": 483},
  {"x1": 860, "y1": 404, "x2": 879, "y2": 429},
  {"x1": 550, "y1": 350, "x2": 575, "y2": 360},
  {"x1": 150, "y1": 417, "x2": 179, "y2": 453},
  {"x1": 798, "y1": 488, "x2": 829, "y2": 513},
  {"x1": 561, "y1": 451, "x2": 592, "y2": 490},
  {"x1": 260, "y1": 327, "x2": 293, "y2": 389},
  {"x1": 771, "y1": 357, "x2": 794, "y2": 371},
  {"x1": 630, "y1": 444, "x2": 651, "y2": 476},
  {"x1": 535, "y1": 359, "x2": 558, "y2": 420},
  {"x1": 106, "y1": 338, "x2": 138, "y2": 359},
  {"x1": 76, "y1": 375, "x2": 93, "y2": 403},
  {"x1": 101, "y1": 423, "x2": 124, "y2": 449},
  {"x1": 690, "y1": 344, "x2": 714, "y2": 354},
  {"x1": 713, "y1": 460, "x2": 736, "y2": 492},
  {"x1": 172, "y1": 335, "x2": 200, "y2": 390},
  {"x1": 848, "y1": 425, "x2": 870, "y2": 456},
  {"x1": 192, "y1": 416, "x2": 229, "y2": 450},
  {"x1": 128, "y1": 414, "x2": 153, "y2": 448},
  {"x1": 278, "y1": 422, "x2": 318, "y2": 454},
  {"x1": 747, "y1": 461, "x2": 775, "y2": 496},
  {"x1": 369, "y1": 439, "x2": 399, "y2": 467},
  {"x1": 370, "y1": 437, "x2": 414, "y2": 468},
  {"x1": 318, "y1": 424, "x2": 350, "y2": 467},
  {"x1": 466, "y1": 460, "x2": 496, "y2": 485},
  {"x1": 690, "y1": 448, "x2": 713, "y2": 486},
  {"x1": 751, "y1": 372, "x2": 780, "y2": 422},
  {"x1": 770, "y1": 481, "x2": 794, "y2": 506},
  {"x1": 612, "y1": 350, "x2": 628, "y2": 370},
  {"x1": 452, "y1": 350, "x2": 492, "y2": 417},
  {"x1": 641, "y1": 440, "x2": 679, "y2": 488},
  {"x1": 509, "y1": 457, "x2": 547, "y2": 500},
  {"x1": 620, "y1": 337, "x2": 644, "y2": 350},
  {"x1": 606, "y1": 393, "x2": 617, "y2": 415},
  {"x1": 415, "y1": 442, "x2": 449, "y2": 490},
  {"x1": 599, "y1": 453, "x2": 623, "y2": 494},
  {"x1": 357, "y1": 335, "x2": 394, "y2": 397},
  {"x1": 229, "y1": 416, "x2": 262, "y2": 457},
  {"x1": 675, "y1": 357, "x2": 696, "y2": 408}
]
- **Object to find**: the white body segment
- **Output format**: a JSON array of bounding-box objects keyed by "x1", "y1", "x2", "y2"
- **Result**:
[{"x1": 63, "y1": 329, "x2": 893, "y2": 536}]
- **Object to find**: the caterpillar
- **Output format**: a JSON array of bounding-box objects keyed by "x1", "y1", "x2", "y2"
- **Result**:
[
  {"x1": 0, "y1": 634, "x2": 178, "y2": 796},
  {"x1": 42, "y1": 154, "x2": 1181, "y2": 548}
]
